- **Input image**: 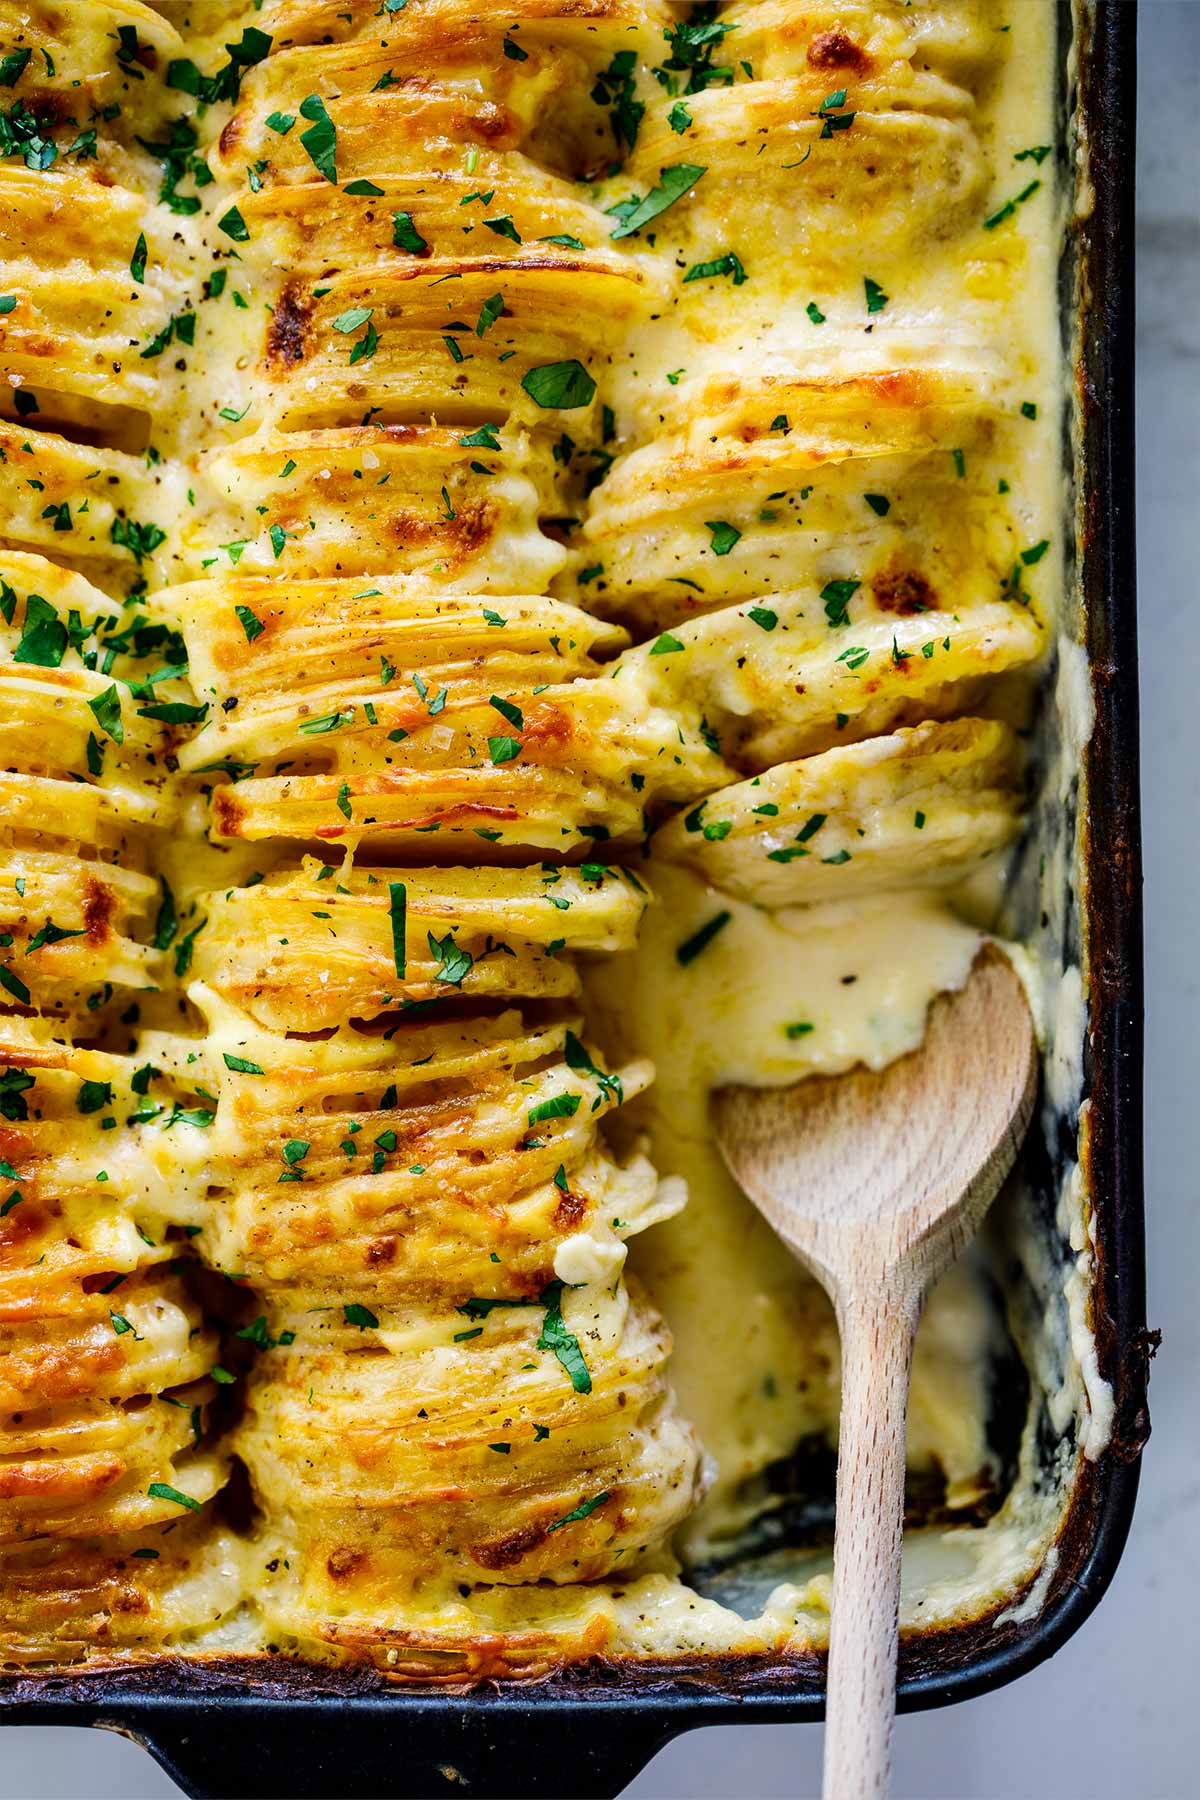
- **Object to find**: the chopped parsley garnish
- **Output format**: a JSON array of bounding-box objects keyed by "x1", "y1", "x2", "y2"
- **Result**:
[
  {"x1": 459, "y1": 423, "x2": 501, "y2": 449},
  {"x1": 427, "y1": 929, "x2": 473, "y2": 987},
  {"x1": 527, "y1": 1093, "x2": 581, "y2": 1126},
  {"x1": 984, "y1": 179, "x2": 1041, "y2": 230},
  {"x1": 821, "y1": 578, "x2": 860, "y2": 628},
  {"x1": 564, "y1": 1030, "x2": 624, "y2": 1109},
  {"x1": 217, "y1": 204, "x2": 249, "y2": 242},
  {"x1": 684, "y1": 251, "x2": 746, "y2": 285},
  {"x1": 521, "y1": 360, "x2": 596, "y2": 409},
  {"x1": 392, "y1": 210, "x2": 428, "y2": 254},
  {"x1": 706, "y1": 520, "x2": 741, "y2": 555},
  {"x1": 546, "y1": 1489, "x2": 610, "y2": 1532},
  {"x1": 537, "y1": 1280, "x2": 592, "y2": 1392},
  {"x1": 388, "y1": 883, "x2": 407, "y2": 978},
  {"x1": 592, "y1": 49, "x2": 643, "y2": 152},
  {"x1": 76, "y1": 1079, "x2": 113, "y2": 1116},
  {"x1": 608, "y1": 163, "x2": 706, "y2": 240},
  {"x1": 476, "y1": 292, "x2": 504, "y2": 337},
  {"x1": 298, "y1": 93, "x2": 337, "y2": 182},
  {"x1": 235, "y1": 603, "x2": 264, "y2": 643},
  {"x1": 87, "y1": 684, "x2": 124, "y2": 744},
  {"x1": 343, "y1": 1303, "x2": 379, "y2": 1329},
  {"x1": 147, "y1": 1481, "x2": 201, "y2": 1512},
  {"x1": 659, "y1": 17, "x2": 735, "y2": 94},
  {"x1": 676, "y1": 911, "x2": 731, "y2": 966}
]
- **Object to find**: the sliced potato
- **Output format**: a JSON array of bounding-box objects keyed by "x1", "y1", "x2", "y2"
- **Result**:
[{"x1": 653, "y1": 717, "x2": 1021, "y2": 905}]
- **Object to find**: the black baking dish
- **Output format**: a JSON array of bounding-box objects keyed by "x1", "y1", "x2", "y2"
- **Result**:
[{"x1": 0, "y1": 4, "x2": 1146, "y2": 1795}]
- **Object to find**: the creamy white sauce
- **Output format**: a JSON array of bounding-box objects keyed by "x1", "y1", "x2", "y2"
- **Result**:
[{"x1": 587, "y1": 865, "x2": 991, "y2": 1563}]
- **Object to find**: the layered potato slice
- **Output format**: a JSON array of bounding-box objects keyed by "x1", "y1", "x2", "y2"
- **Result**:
[
  {"x1": 0, "y1": 557, "x2": 182, "y2": 1019},
  {"x1": 0, "y1": 2, "x2": 181, "y2": 166},
  {"x1": 227, "y1": 0, "x2": 665, "y2": 55},
  {"x1": 185, "y1": 684, "x2": 714, "y2": 854},
  {"x1": 191, "y1": 859, "x2": 648, "y2": 1030},
  {"x1": 0, "y1": 555, "x2": 177, "y2": 804},
  {"x1": 654, "y1": 718, "x2": 1022, "y2": 906},
  {"x1": 211, "y1": 0, "x2": 666, "y2": 182},
  {"x1": 239, "y1": 157, "x2": 624, "y2": 274},
  {"x1": 612, "y1": 79, "x2": 984, "y2": 268},
  {"x1": 715, "y1": 0, "x2": 1002, "y2": 89},
  {"x1": 236, "y1": 1273, "x2": 702, "y2": 1607},
  {"x1": 575, "y1": 365, "x2": 1012, "y2": 630},
  {"x1": 0, "y1": 165, "x2": 181, "y2": 434},
  {"x1": 0, "y1": 1221, "x2": 224, "y2": 1542},
  {"x1": 173, "y1": 579, "x2": 626, "y2": 707},
  {"x1": 0, "y1": 1516, "x2": 246, "y2": 1666},
  {"x1": 185, "y1": 426, "x2": 565, "y2": 589},
  {"x1": 623, "y1": 590, "x2": 1045, "y2": 770},
  {"x1": 0, "y1": 1021, "x2": 216, "y2": 1276},
  {"x1": 0, "y1": 1013, "x2": 236, "y2": 1651},
  {"x1": 171, "y1": 582, "x2": 721, "y2": 853},
  {"x1": 0, "y1": 426, "x2": 177, "y2": 592},
  {"x1": 0, "y1": 1270, "x2": 222, "y2": 1543},
  {"x1": 239, "y1": 255, "x2": 660, "y2": 432},
  {"x1": 194, "y1": 1000, "x2": 665, "y2": 1299},
  {"x1": 0, "y1": 839, "x2": 161, "y2": 1020}
]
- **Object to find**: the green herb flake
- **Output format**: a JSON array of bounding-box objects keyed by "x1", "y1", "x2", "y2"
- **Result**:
[
  {"x1": 863, "y1": 276, "x2": 888, "y2": 314},
  {"x1": 984, "y1": 178, "x2": 1041, "y2": 230},
  {"x1": 298, "y1": 92, "x2": 337, "y2": 182},
  {"x1": 527, "y1": 1093, "x2": 581, "y2": 1127},
  {"x1": 537, "y1": 1280, "x2": 592, "y2": 1393},
  {"x1": 706, "y1": 519, "x2": 741, "y2": 555},
  {"x1": 392, "y1": 209, "x2": 428, "y2": 253},
  {"x1": 388, "y1": 882, "x2": 407, "y2": 978},
  {"x1": 217, "y1": 205, "x2": 249, "y2": 242},
  {"x1": 235, "y1": 603, "x2": 264, "y2": 643},
  {"x1": 608, "y1": 163, "x2": 706, "y2": 240},
  {"x1": 546, "y1": 1489, "x2": 610, "y2": 1532},
  {"x1": 521, "y1": 360, "x2": 596, "y2": 409},
  {"x1": 148, "y1": 1481, "x2": 201, "y2": 1512},
  {"x1": 676, "y1": 911, "x2": 731, "y2": 966},
  {"x1": 821, "y1": 578, "x2": 860, "y2": 628},
  {"x1": 87, "y1": 684, "x2": 124, "y2": 744}
]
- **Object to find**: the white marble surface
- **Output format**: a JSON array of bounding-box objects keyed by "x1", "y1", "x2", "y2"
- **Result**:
[{"x1": 4, "y1": 6, "x2": 1196, "y2": 1797}]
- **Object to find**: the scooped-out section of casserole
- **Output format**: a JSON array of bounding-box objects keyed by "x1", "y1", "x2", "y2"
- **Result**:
[{"x1": 0, "y1": 0, "x2": 1107, "y2": 1678}]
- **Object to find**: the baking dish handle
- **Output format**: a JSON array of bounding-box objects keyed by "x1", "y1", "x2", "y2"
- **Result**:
[{"x1": 122, "y1": 1702, "x2": 686, "y2": 1799}]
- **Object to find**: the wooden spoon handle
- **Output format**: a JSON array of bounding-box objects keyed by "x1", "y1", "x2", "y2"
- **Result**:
[{"x1": 821, "y1": 1290, "x2": 920, "y2": 1800}]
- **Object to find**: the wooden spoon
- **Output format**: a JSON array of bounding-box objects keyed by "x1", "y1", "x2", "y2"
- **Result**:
[{"x1": 712, "y1": 947, "x2": 1038, "y2": 1800}]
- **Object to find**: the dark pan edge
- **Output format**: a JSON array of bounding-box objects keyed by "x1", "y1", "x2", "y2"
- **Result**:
[{"x1": 0, "y1": 5, "x2": 1146, "y2": 1796}]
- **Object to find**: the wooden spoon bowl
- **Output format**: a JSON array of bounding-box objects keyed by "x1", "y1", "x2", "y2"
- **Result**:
[{"x1": 713, "y1": 946, "x2": 1038, "y2": 1800}]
